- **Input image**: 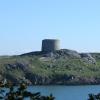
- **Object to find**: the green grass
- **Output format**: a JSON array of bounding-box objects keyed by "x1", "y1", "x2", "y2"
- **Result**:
[{"x1": 0, "y1": 53, "x2": 100, "y2": 84}]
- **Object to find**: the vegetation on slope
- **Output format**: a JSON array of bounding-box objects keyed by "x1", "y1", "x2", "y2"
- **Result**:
[{"x1": 0, "y1": 49, "x2": 100, "y2": 85}]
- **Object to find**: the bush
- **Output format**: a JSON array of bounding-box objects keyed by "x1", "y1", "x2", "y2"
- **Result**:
[
  {"x1": 0, "y1": 81, "x2": 55, "y2": 100},
  {"x1": 88, "y1": 93, "x2": 100, "y2": 100}
]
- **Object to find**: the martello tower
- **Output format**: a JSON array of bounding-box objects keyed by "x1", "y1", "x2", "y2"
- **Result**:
[{"x1": 42, "y1": 39, "x2": 60, "y2": 53}]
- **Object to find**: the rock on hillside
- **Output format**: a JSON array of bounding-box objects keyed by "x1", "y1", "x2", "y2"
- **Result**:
[
  {"x1": 22, "y1": 49, "x2": 96, "y2": 64},
  {"x1": 80, "y1": 53, "x2": 96, "y2": 64}
]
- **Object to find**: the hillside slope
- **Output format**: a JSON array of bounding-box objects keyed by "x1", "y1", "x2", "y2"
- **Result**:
[{"x1": 0, "y1": 49, "x2": 100, "y2": 85}]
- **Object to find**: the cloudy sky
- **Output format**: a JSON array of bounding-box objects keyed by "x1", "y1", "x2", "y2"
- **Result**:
[{"x1": 0, "y1": 0, "x2": 100, "y2": 55}]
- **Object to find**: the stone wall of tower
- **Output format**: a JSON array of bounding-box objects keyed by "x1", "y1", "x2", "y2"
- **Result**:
[{"x1": 42, "y1": 39, "x2": 60, "y2": 52}]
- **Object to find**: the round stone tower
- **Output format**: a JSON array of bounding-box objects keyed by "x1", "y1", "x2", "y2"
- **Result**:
[{"x1": 42, "y1": 39, "x2": 60, "y2": 53}]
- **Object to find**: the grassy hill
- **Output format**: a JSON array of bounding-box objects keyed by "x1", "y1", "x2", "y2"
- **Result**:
[{"x1": 0, "y1": 49, "x2": 100, "y2": 85}]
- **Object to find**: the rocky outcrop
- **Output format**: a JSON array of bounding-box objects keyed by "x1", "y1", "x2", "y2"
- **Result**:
[
  {"x1": 26, "y1": 49, "x2": 97, "y2": 65},
  {"x1": 21, "y1": 49, "x2": 81, "y2": 58},
  {"x1": 80, "y1": 53, "x2": 96, "y2": 64},
  {"x1": 41, "y1": 49, "x2": 81, "y2": 58}
]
